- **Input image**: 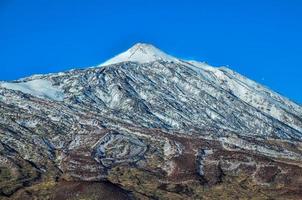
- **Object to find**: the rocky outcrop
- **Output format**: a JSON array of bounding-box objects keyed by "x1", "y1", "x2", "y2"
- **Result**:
[{"x1": 93, "y1": 132, "x2": 147, "y2": 168}]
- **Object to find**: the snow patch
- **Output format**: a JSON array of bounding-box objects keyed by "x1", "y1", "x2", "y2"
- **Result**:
[
  {"x1": 0, "y1": 79, "x2": 65, "y2": 101},
  {"x1": 100, "y1": 43, "x2": 179, "y2": 66}
]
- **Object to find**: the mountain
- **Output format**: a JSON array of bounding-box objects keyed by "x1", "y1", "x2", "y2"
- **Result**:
[{"x1": 0, "y1": 43, "x2": 302, "y2": 200}]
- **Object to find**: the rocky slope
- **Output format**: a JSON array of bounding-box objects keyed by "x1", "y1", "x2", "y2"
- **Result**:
[{"x1": 0, "y1": 43, "x2": 301, "y2": 200}]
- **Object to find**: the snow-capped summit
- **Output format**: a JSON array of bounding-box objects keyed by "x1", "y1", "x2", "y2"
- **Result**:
[{"x1": 100, "y1": 43, "x2": 179, "y2": 66}]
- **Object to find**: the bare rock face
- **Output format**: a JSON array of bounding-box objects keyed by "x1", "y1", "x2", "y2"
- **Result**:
[
  {"x1": 93, "y1": 132, "x2": 147, "y2": 167},
  {"x1": 255, "y1": 165, "x2": 280, "y2": 183},
  {"x1": 203, "y1": 162, "x2": 223, "y2": 186},
  {"x1": 0, "y1": 43, "x2": 302, "y2": 199}
]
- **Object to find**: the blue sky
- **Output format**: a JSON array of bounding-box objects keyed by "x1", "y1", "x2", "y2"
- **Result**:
[{"x1": 0, "y1": 0, "x2": 301, "y2": 103}]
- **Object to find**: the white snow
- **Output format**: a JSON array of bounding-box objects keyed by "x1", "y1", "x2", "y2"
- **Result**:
[
  {"x1": 211, "y1": 68, "x2": 302, "y2": 133},
  {"x1": 100, "y1": 43, "x2": 218, "y2": 82},
  {"x1": 187, "y1": 60, "x2": 214, "y2": 70},
  {"x1": 0, "y1": 79, "x2": 64, "y2": 101},
  {"x1": 100, "y1": 43, "x2": 180, "y2": 66}
]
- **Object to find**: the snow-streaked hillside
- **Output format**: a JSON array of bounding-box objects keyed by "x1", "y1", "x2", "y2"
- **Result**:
[{"x1": 1, "y1": 43, "x2": 300, "y2": 140}]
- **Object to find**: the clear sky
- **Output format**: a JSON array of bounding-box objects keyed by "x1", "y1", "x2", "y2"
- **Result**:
[{"x1": 0, "y1": 0, "x2": 301, "y2": 104}]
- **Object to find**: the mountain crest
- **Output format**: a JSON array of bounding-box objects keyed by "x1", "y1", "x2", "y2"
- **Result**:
[{"x1": 100, "y1": 43, "x2": 179, "y2": 66}]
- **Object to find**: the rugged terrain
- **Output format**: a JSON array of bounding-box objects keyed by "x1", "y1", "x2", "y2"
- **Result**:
[{"x1": 0, "y1": 43, "x2": 302, "y2": 199}]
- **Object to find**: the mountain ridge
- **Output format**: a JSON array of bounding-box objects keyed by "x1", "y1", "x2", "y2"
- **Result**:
[{"x1": 1, "y1": 43, "x2": 301, "y2": 137}]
